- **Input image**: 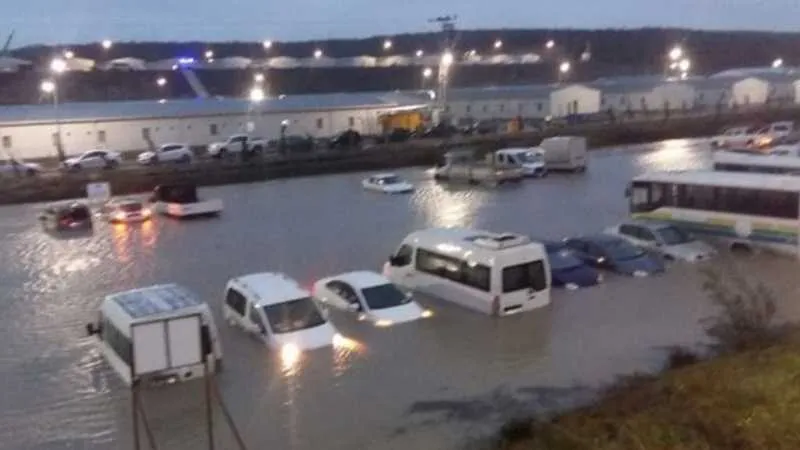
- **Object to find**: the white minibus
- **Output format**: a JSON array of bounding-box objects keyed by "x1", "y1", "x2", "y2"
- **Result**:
[{"x1": 383, "y1": 228, "x2": 551, "y2": 316}]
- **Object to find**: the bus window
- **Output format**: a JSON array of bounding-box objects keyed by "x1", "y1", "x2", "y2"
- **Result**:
[{"x1": 630, "y1": 182, "x2": 653, "y2": 212}]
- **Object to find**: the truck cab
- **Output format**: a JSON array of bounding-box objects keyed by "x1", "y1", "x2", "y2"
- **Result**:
[{"x1": 207, "y1": 134, "x2": 266, "y2": 158}]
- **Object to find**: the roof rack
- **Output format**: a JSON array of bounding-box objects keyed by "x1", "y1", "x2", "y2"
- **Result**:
[{"x1": 464, "y1": 232, "x2": 531, "y2": 250}]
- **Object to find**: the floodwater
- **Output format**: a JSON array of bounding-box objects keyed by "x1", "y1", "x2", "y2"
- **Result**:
[{"x1": 2, "y1": 138, "x2": 800, "y2": 450}]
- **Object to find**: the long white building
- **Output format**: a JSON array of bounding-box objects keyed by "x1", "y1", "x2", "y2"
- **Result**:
[{"x1": 0, "y1": 92, "x2": 431, "y2": 160}]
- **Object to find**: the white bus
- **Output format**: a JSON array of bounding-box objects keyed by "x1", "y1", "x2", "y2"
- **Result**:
[
  {"x1": 86, "y1": 284, "x2": 223, "y2": 386},
  {"x1": 382, "y1": 228, "x2": 551, "y2": 316},
  {"x1": 713, "y1": 150, "x2": 800, "y2": 175},
  {"x1": 626, "y1": 170, "x2": 800, "y2": 255}
]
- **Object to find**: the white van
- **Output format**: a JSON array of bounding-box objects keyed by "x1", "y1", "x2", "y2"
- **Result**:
[
  {"x1": 495, "y1": 148, "x2": 547, "y2": 177},
  {"x1": 383, "y1": 228, "x2": 551, "y2": 316},
  {"x1": 223, "y1": 273, "x2": 343, "y2": 361},
  {"x1": 535, "y1": 136, "x2": 587, "y2": 172},
  {"x1": 85, "y1": 284, "x2": 223, "y2": 387}
]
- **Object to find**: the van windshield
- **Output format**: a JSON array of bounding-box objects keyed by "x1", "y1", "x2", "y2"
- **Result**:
[
  {"x1": 502, "y1": 260, "x2": 547, "y2": 293},
  {"x1": 263, "y1": 297, "x2": 326, "y2": 334},
  {"x1": 520, "y1": 152, "x2": 542, "y2": 163},
  {"x1": 360, "y1": 283, "x2": 410, "y2": 310}
]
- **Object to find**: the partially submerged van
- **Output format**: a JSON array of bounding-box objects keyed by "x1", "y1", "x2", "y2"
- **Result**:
[
  {"x1": 383, "y1": 228, "x2": 551, "y2": 316},
  {"x1": 535, "y1": 136, "x2": 588, "y2": 172},
  {"x1": 86, "y1": 284, "x2": 223, "y2": 386},
  {"x1": 495, "y1": 148, "x2": 547, "y2": 177}
]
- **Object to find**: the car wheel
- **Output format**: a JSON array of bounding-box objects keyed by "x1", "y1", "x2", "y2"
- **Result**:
[
  {"x1": 25, "y1": 168, "x2": 37, "y2": 177},
  {"x1": 217, "y1": 149, "x2": 227, "y2": 159}
]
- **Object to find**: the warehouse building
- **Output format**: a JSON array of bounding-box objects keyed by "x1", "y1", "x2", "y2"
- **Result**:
[
  {"x1": 594, "y1": 76, "x2": 697, "y2": 112},
  {"x1": 445, "y1": 83, "x2": 602, "y2": 123},
  {"x1": 0, "y1": 92, "x2": 431, "y2": 160}
]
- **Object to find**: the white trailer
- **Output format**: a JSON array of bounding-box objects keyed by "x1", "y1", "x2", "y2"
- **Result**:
[
  {"x1": 536, "y1": 136, "x2": 588, "y2": 172},
  {"x1": 86, "y1": 284, "x2": 223, "y2": 387}
]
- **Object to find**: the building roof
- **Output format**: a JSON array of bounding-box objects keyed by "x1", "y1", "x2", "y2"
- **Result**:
[
  {"x1": 0, "y1": 91, "x2": 431, "y2": 126},
  {"x1": 110, "y1": 284, "x2": 203, "y2": 319},
  {"x1": 592, "y1": 76, "x2": 695, "y2": 95},
  {"x1": 448, "y1": 84, "x2": 561, "y2": 102}
]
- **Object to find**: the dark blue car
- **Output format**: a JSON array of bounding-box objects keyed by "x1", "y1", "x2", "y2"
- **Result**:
[
  {"x1": 542, "y1": 241, "x2": 603, "y2": 289},
  {"x1": 563, "y1": 234, "x2": 666, "y2": 277}
]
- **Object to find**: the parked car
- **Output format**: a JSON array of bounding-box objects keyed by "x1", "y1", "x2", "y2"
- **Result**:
[
  {"x1": 563, "y1": 234, "x2": 666, "y2": 277},
  {"x1": 542, "y1": 241, "x2": 603, "y2": 289},
  {"x1": 312, "y1": 271, "x2": 432, "y2": 327},
  {"x1": 207, "y1": 135, "x2": 266, "y2": 158},
  {"x1": 62, "y1": 150, "x2": 121, "y2": 171},
  {"x1": 361, "y1": 173, "x2": 414, "y2": 194},
  {"x1": 38, "y1": 201, "x2": 93, "y2": 232},
  {"x1": 137, "y1": 143, "x2": 194, "y2": 165},
  {"x1": 710, "y1": 125, "x2": 760, "y2": 149},
  {"x1": 0, "y1": 158, "x2": 41, "y2": 177},
  {"x1": 329, "y1": 129, "x2": 362, "y2": 150},
  {"x1": 605, "y1": 221, "x2": 715, "y2": 262}
]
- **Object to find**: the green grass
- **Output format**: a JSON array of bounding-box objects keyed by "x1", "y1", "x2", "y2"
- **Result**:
[{"x1": 497, "y1": 339, "x2": 800, "y2": 450}]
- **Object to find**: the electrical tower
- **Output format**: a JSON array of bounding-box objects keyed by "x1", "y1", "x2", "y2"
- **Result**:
[{"x1": 428, "y1": 15, "x2": 458, "y2": 120}]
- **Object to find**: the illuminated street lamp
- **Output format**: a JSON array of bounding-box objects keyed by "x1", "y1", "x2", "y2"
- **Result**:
[
  {"x1": 559, "y1": 61, "x2": 571, "y2": 74},
  {"x1": 50, "y1": 58, "x2": 67, "y2": 74},
  {"x1": 494, "y1": 39, "x2": 503, "y2": 50},
  {"x1": 262, "y1": 40, "x2": 272, "y2": 50},
  {"x1": 101, "y1": 39, "x2": 113, "y2": 50},
  {"x1": 204, "y1": 50, "x2": 214, "y2": 60},
  {"x1": 249, "y1": 86, "x2": 265, "y2": 102},
  {"x1": 669, "y1": 46, "x2": 683, "y2": 61},
  {"x1": 678, "y1": 58, "x2": 691, "y2": 72},
  {"x1": 415, "y1": 49, "x2": 424, "y2": 57},
  {"x1": 313, "y1": 49, "x2": 323, "y2": 59},
  {"x1": 156, "y1": 77, "x2": 167, "y2": 87},
  {"x1": 773, "y1": 58, "x2": 784, "y2": 69},
  {"x1": 422, "y1": 67, "x2": 433, "y2": 78},
  {"x1": 63, "y1": 50, "x2": 74, "y2": 59},
  {"x1": 383, "y1": 39, "x2": 392, "y2": 50},
  {"x1": 441, "y1": 51, "x2": 454, "y2": 68},
  {"x1": 254, "y1": 72, "x2": 265, "y2": 83},
  {"x1": 545, "y1": 39, "x2": 555, "y2": 49}
]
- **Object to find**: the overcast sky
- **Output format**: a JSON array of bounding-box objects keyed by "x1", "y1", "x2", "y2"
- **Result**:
[{"x1": 6, "y1": 0, "x2": 800, "y2": 46}]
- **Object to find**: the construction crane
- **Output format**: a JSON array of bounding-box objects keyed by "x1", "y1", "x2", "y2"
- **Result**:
[
  {"x1": 1, "y1": 30, "x2": 14, "y2": 56},
  {"x1": 427, "y1": 16, "x2": 458, "y2": 121}
]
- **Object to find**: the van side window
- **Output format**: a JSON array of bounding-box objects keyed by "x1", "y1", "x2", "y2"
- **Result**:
[
  {"x1": 393, "y1": 244, "x2": 413, "y2": 266},
  {"x1": 416, "y1": 249, "x2": 490, "y2": 292},
  {"x1": 502, "y1": 261, "x2": 547, "y2": 293},
  {"x1": 249, "y1": 306, "x2": 266, "y2": 334},
  {"x1": 225, "y1": 288, "x2": 247, "y2": 316}
]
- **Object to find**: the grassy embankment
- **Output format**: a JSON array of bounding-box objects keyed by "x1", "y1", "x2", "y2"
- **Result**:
[{"x1": 495, "y1": 266, "x2": 800, "y2": 450}]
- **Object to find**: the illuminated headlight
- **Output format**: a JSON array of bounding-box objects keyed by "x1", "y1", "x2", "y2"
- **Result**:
[
  {"x1": 112, "y1": 212, "x2": 127, "y2": 221},
  {"x1": 420, "y1": 309, "x2": 434, "y2": 319},
  {"x1": 633, "y1": 270, "x2": 649, "y2": 278},
  {"x1": 142, "y1": 208, "x2": 151, "y2": 217},
  {"x1": 374, "y1": 319, "x2": 394, "y2": 328},
  {"x1": 280, "y1": 343, "x2": 301, "y2": 366}
]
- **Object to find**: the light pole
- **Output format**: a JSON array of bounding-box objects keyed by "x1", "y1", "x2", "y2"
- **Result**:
[
  {"x1": 558, "y1": 61, "x2": 571, "y2": 83},
  {"x1": 772, "y1": 58, "x2": 784, "y2": 69},
  {"x1": 101, "y1": 39, "x2": 113, "y2": 50},
  {"x1": 44, "y1": 58, "x2": 67, "y2": 161},
  {"x1": 438, "y1": 51, "x2": 454, "y2": 121},
  {"x1": 545, "y1": 39, "x2": 555, "y2": 50},
  {"x1": 383, "y1": 39, "x2": 392, "y2": 51},
  {"x1": 247, "y1": 86, "x2": 265, "y2": 133},
  {"x1": 494, "y1": 39, "x2": 503, "y2": 50}
]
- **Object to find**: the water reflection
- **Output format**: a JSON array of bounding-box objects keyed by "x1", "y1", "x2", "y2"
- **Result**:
[
  {"x1": 413, "y1": 185, "x2": 490, "y2": 228},
  {"x1": 637, "y1": 138, "x2": 709, "y2": 172}
]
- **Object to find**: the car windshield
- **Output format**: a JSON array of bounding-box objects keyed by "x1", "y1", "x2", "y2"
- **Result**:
[
  {"x1": 64, "y1": 206, "x2": 90, "y2": 220},
  {"x1": 360, "y1": 283, "x2": 410, "y2": 310},
  {"x1": 263, "y1": 297, "x2": 327, "y2": 334},
  {"x1": 658, "y1": 226, "x2": 694, "y2": 246},
  {"x1": 377, "y1": 176, "x2": 401, "y2": 184},
  {"x1": 547, "y1": 248, "x2": 584, "y2": 270},
  {"x1": 603, "y1": 239, "x2": 646, "y2": 260}
]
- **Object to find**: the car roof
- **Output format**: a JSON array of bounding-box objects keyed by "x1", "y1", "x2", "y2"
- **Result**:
[
  {"x1": 231, "y1": 272, "x2": 309, "y2": 307},
  {"x1": 328, "y1": 271, "x2": 389, "y2": 289},
  {"x1": 372, "y1": 173, "x2": 398, "y2": 178}
]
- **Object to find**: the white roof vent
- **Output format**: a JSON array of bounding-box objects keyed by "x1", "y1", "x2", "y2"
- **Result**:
[{"x1": 465, "y1": 232, "x2": 530, "y2": 250}]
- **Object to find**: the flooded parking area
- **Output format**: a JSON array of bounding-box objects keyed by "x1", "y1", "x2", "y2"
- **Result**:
[{"x1": 1, "y1": 138, "x2": 799, "y2": 449}]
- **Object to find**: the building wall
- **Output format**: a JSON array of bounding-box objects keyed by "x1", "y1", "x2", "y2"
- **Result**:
[
  {"x1": 0, "y1": 107, "x2": 394, "y2": 160},
  {"x1": 550, "y1": 85, "x2": 601, "y2": 116},
  {"x1": 731, "y1": 77, "x2": 769, "y2": 105},
  {"x1": 651, "y1": 83, "x2": 696, "y2": 110},
  {"x1": 446, "y1": 98, "x2": 549, "y2": 123}
]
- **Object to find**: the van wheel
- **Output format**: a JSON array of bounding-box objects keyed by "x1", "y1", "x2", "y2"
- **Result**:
[{"x1": 730, "y1": 242, "x2": 753, "y2": 255}]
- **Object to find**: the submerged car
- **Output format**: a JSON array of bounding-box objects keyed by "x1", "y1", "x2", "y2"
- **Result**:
[
  {"x1": 103, "y1": 198, "x2": 152, "y2": 223},
  {"x1": 563, "y1": 234, "x2": 666, "y2": 277},
  {"x1": 313, "y1": 271, "x2": 431, "y2": 327},
  {"x1": 542, "y1": 241, "x2": 603, "y2": 289},
  {"x1": 38, "y1": 202, "x2": 93, "y2": 232},
  {"x1": 361, "y1": 173, "x2": 414, "y2": 194},
  {"x1": 605, "y1": 221, "x2": 715, "y2": 262},
  {"x1": 62, "y1": 150, "x2": 121, "y2": 171}
]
